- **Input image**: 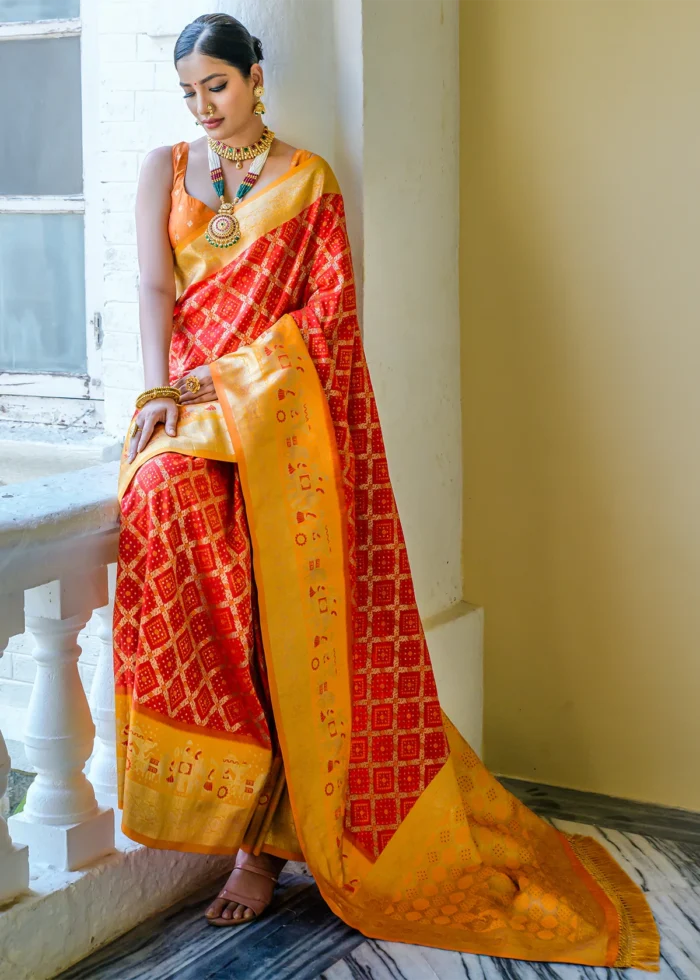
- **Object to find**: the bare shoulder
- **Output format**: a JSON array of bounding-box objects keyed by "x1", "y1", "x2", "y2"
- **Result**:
[
  {"x1": 139, "y1": 145, "x2": 175, "y2": 192},
  {"x1": 270, "y1": 139, "x2": 299, "y2": 167},
  {"x1": 142, "y1": 144, "x2": 174, "y2": 172},
  {"x1": 187, "y1": 136, "x2": 208, "y2": 162}
]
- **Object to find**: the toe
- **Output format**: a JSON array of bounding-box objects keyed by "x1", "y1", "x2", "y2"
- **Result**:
[
  {"x1": 206, "y1": 898, "x2": 227, "y2": 919},
  {"x1": 221, "y1": 903, "x2": 235, "y2": 920},
  {"x1": 232, "y1": 904, "x2": 246, "y2": 920},
  {"x1": 243, "y1": 907, "x2": 255, "y2": 920}
]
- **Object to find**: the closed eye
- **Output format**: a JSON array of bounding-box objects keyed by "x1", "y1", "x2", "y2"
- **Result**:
[{"x1": 210, "y1": 83, "x2": 227, "y2": 92}]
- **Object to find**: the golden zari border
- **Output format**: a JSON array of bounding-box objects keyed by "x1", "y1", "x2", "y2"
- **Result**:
[
  {"x1": 116, "y1": 694, "x2": 271, "y2": 854},
  {"x1": 174, "y1": 153, "x2": 336, "y2": 299},
  {"x1": 117, "y1": 401, "x2": 235, "y2": 502},
  {"x1": 116, "y1": 688, "x2": 303, "y2": 858},
  {"x1": 211, "y1": 313, "x2": 356, "y2": 906}
]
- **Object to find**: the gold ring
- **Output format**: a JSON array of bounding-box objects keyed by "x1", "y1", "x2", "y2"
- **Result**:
[
  {"x1": 130, "y1": 421, "x2": 140, "y2": 439},
  {"x1": 185, "y1": 376, "x2": 201, "y2": 394}
]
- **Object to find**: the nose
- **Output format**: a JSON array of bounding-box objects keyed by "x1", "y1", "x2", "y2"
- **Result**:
[{"x1": 195, "y1": 90, "x2": 210, "y2": 119}]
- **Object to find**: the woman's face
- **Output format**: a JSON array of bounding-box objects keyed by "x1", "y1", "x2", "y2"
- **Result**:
[{"x1": 176, "y1": 52, "x2": 262, "y2": 138}]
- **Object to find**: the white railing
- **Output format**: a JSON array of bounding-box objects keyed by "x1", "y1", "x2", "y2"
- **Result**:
[{"x1": 0, "y1": 462, "x2": 120, "y2": 900}]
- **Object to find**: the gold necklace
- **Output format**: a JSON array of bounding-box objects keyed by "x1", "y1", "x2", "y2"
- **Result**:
[{"x1": 206, "y1": 127, "x2": 275, "y2": 170}]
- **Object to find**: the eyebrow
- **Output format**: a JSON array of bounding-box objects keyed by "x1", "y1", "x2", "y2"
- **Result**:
[{"x1": 179, "y1": 73, "x2": 227, "y2": 88}]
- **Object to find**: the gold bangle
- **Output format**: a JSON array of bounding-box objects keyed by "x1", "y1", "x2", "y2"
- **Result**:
[{"x1": 135, "y1": 386, "x2": 181, "y2": 411}]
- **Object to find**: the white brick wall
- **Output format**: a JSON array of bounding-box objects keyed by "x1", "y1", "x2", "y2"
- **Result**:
[{"x1": 99, "y1": 0, "x2": 208, "y2": 438}]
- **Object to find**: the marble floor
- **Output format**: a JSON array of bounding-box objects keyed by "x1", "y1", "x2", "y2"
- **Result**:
[{"x1": 56, "y1": 781, "x2": 700, "y2": 980}]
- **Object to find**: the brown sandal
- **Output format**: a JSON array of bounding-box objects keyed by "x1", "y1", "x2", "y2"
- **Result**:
[{"x1": 206, "y1": 854, "x2": 280, "y2": 927}]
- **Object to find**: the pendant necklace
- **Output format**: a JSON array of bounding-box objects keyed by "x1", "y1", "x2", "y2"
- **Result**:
[{"x1": 205, "y1": 132, "x2": 274, "y2": 249}]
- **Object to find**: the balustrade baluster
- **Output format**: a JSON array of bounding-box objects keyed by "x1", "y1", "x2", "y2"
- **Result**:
[
  {"x1": 87, "y1": 565, "x2": 118, "y2": 808},
  {"x1": 0, "y1": 594, "x2": 30, "y2": 903},
  {"x1": 8, "y1": 574, "x2": 115, "y2": 871},
  {"x1": 0, "y1": 728, "x2": 29, "y2": 905}
]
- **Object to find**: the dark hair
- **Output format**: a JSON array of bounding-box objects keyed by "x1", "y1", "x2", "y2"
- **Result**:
[{"x1": 174, "y1": 13, "x2": 263, "y2": 75}]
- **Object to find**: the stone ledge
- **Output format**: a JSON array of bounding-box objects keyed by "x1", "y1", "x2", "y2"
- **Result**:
[
  {"x1": 0, "y1": 828, "x2": 233, "y2": 980},
  {"x1": 0, "y1": 463, "x2": 120, "y2": 616},
  {"x1": 0, "y1": 462, "x2": 120, "y2": 552}
]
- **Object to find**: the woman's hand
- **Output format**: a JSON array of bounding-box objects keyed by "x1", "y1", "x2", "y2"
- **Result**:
[
  {"x1": 173, "y1": 364, "x2": 219, "y2": 405},
  {"x1": 128, "y1": 397, "x2": 179, "y2": 463}
]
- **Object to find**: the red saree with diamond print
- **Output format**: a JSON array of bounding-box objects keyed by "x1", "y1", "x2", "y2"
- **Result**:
[{"x1": 113, "y1": 143, "x2": 658, "y2": 969}]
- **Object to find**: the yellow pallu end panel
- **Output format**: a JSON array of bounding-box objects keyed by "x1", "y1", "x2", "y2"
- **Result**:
[
  {"x1": 116, "y1": 696, "x2": 272, "y2": 854},
  {"x1": 117, "y1": 401, "x2": 236, "y2": 502},
  {"x1": 210, "y1": 315, "x2": 659, "y2": 970}
]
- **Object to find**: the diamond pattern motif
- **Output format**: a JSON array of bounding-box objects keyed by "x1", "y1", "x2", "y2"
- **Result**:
[{"x1": 115, "y1": 453, "x2": 270, "y2": 742}]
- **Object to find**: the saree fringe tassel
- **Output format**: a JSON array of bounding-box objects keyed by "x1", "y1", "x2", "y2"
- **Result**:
[
  {"x1": 566, "y1": 835, "x2": 661, "y2": 971},
  {"x1": 114, "y1": 149, "x2": 659, "y2": 970}
]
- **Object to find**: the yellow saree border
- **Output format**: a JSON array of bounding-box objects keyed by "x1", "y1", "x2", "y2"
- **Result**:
[
  {"x1": 173, "y1": 153, "x2": 336, "y2": 299},
  {"x1": 212, "y1": 314, "x2": 357, "y2": 907},
  {"x1": 173, "y1": 148, "x2": 317, "y2": 255},
  {"x1": 115, "y1": 693, "x2": 274, "y2": 854},
  {"x1": 115, "y1": 699, "x2": 266, "y2": 747},
  {"x1": 117, "y1": 401, "x2": 235, "y2": 502}
]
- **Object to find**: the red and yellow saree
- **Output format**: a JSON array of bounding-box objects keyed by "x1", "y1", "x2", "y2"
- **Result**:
[{"x1": 114, "y1": 144, "x2": 659, "y2": 969}]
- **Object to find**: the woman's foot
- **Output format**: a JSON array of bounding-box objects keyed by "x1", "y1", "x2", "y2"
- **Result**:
[{"x1": 205, "y1": 851, "x2": 287, "y2": 925}]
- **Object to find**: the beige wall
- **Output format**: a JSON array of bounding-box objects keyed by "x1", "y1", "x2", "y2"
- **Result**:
[{"x1": 460, "y1": 0, "x2": 700, "y2": 810}]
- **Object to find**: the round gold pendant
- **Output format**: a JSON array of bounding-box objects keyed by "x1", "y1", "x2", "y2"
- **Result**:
[{"x1": 205, "y1": 203, "x2": 241, "y2": 248}]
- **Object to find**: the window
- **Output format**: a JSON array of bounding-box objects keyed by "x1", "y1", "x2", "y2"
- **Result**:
[
  {"x1": 0, "y1": 0, "x2": 101, "y2": 403},
  {"x1": 0, "y1": 2, "x2": 80, "y2": 21}
]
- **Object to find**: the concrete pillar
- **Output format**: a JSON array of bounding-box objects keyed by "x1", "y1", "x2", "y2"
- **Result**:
[{"x1": 361, "y1": 0, "x2": 482, "y2": 751}]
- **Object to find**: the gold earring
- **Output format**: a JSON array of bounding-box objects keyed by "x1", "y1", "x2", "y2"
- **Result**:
[{"x1": 253, "y1": 85, "x2": 266, "y2": 116}]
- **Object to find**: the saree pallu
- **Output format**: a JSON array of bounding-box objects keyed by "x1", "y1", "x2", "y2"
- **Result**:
[{"x1": 114, "y1": 149, "x2": 659, "y2": 969}]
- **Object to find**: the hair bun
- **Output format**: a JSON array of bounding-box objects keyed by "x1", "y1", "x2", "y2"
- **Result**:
[{"x1": 174, "y1": 15, "x2": 264, "y2": 75}]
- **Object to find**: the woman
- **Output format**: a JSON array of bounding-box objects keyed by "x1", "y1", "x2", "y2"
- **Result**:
[{"x1": 114, "y1": 13, "x2": 659, "y2": 968}]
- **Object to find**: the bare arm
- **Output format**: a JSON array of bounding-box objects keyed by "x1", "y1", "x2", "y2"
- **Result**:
[
  {"x1": 128, "y1": 146, "x2": 179, "y2": 462},
  {"x1": 136, "y1": 146, "x2": 175, "y2": 388}
]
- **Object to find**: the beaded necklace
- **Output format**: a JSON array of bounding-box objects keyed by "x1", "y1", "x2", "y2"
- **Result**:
[{"x1": 205, "y1": 139, "x2": 273, "y2": 249}]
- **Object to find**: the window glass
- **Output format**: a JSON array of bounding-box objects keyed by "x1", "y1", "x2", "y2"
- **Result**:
[
  {"x1": 0, "y1": 0, "x2": 79, "y2": 22},
  {"x1": 0, "y1": 37, "x2": 82, "y2": 194},
  {"x1": 0, "y1": 213, "x2": 86, "y2": 373}
]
